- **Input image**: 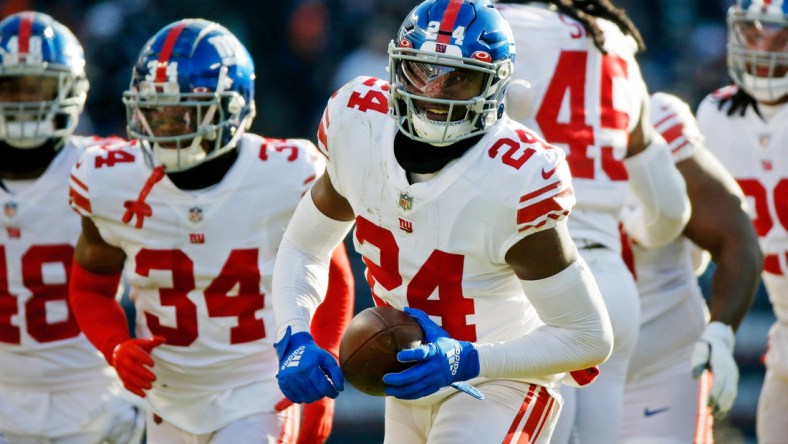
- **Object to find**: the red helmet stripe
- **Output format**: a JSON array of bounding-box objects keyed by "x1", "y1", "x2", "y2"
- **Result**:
[
  {"x1": 17, "y1": 12, "x2": 34, "y2": 55},
  {"x1": 437, "y1": 0, "x2": 464, "y2": 44},
  {"x1": 155, "y1": 22, "x2": 187, "y2": 83}
]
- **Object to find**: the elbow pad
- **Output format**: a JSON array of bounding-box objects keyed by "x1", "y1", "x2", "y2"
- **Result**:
[
  {"x1": 624, "y1": 134, "x2": 691, "y2": 248},
  {"x1": 272, "y1": 193, "x2": 354, "y2": 339}
]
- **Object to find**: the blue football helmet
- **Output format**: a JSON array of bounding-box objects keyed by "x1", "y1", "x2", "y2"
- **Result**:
[
  {"x1": 0, "y1": 12, "x2": 88, "y2": 149},
  {"x1": 123, "y1": 19, "x2": 256, "y2": 172},
  {"x1": 727, "y1": 0, "x2": 788, "y2": 102},
  {"x1": 389, "y1": 0, "x2": 516, "y2": 145}
]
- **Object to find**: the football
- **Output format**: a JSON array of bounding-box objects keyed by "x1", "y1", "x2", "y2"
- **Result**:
[{"x1": 339, "y1": 306, "x2": 424, "y2": 396}]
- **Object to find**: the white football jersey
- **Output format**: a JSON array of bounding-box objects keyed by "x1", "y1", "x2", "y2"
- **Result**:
[
  {"x1": 0, "y1": 136, "x2": 116, "y2": 389},
  {"x1": 69, "y1": 134, "x2": 323, "y2": 393},
  {"x1": 319, "y1": 76, "x2": 575, "y2": 390},
  {"x1": 697, "y1": 86, "x2": 788, "y2": 323},
  {"x1": 499, "y1": 3, "x2": 648, "y2": 250}
]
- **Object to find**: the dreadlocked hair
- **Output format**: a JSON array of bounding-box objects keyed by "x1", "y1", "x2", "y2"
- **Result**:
[
  {"x1": 718, "y1": 87, "x2": 760, "y2": 118},
  {"x1": 497, "y1": 0, "x2": 646, "y2": 54}
]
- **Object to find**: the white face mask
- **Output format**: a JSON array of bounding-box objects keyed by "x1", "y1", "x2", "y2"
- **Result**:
[
  {"x1": 740, "y1": 71, "x2": 788, "y2": 102},
  {"x1": 410, "y1": 112, "x2": 476, "y2": 147},
  {"x1": 0, "y1": 119, "x2": 55, "y2": 149},
  {"x1": 151, "y1": 138, "x2": 207, "y2": 171}
]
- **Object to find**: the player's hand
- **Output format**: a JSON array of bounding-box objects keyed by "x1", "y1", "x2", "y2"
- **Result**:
[
  {"x1": 298, "y1": 397, "x2": 335, "y2": 444},
  {"x1": 691, "y1": 322, "x2": 738, "y2": 416},
  {"x1": 274, "y1": 326, "x2": 344, "y2": 404},
  {"x1": 112, "y1": 336, "x2": 165, "y2": 398},
  {"x1": 383, "y1": 307, "x2": 481, "y2": 400}
]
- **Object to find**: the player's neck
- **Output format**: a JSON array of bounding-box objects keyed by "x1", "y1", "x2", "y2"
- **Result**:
[
  {"x1": 166, "y1": 149, "x2": 239, "y2": 191},
  {"x1": 393, "y1": 131, "x2": 481, "y2": 178},
  {"x1": 758, "y1": 101, "x2": 786, "y2": 121},
  {"x1": 0, "y1": 141, "x2": 58, "y2": 181}
]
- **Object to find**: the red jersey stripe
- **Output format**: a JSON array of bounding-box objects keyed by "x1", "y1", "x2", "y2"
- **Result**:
[
  {"x1": 155, "y1": 22, "x2": 187, "y2": 83},
  {"x1": 653, "y1": 113, "x2": 677, "y2": 129},
  {"x1": 671, "y1": 139, "x2": 690, "y2": 154},
  {"x1": 519, "y1": 181, "x2": 562, "y2": 204},
  {"x1": 437, "y1": 0, "x2": 463, "y2": 44},
  {"x1": 531, "y1": 396, "x2": 556, "y2": 443},
  {"x1": 519, "y1": 387, "x2": 550, "y2": 443},
  {"x1": 317, "y1": 110, "x2": 329, "y2": 154},
  {"x1": 660, "y1": 123, "x2": 685, "y2": 145},
  {"x1": 69, "y1": 187, "x2": 92, "y2": 214},
  {"x1": 517, "y1": 189, "x2": 573, "y2": 225},
  {"x1": 504, "y1": 384, "x2": 537, "y2": 444},
  {"x1": 70, "y1": 174, "x2": 89, "y2": 192}
]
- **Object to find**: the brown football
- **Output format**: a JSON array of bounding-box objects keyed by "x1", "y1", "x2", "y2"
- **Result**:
[{"x1": 339, "y1": 306, "x2": 424, "y2": 396}]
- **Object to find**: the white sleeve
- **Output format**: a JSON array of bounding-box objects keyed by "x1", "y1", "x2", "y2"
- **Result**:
[
  {"x1": 272, "y1": 192, "x2": 354, "y2": 339},
  {"x1": 475, "y1": 258, "x2": 613, "y2": 379},
  {"x1": 622, "y1": 133, "x2": 691, "y2": 249}
]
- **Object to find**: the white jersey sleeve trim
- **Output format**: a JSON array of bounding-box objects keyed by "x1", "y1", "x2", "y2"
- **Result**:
[
  {"x1": 475, "y1": 258, "x2": 613, "y2": 379},
  {"x1": 272, "y1": 192, "x2": 354, "y2": 340}
]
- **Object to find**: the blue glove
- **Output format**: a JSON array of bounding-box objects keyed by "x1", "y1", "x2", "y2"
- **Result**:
[
  {"x1": 382, "y1": 307, "x2": 483, "y2": 400},
  {"x1": 274, "y1": 326, "x2": 344, "y2": 404}
]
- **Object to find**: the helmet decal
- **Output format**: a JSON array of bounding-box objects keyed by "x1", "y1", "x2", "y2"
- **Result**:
[
  {"x1": 16, "y1": 13, "x2": 33, "y2": 58},
  {"x1": 154, "y1": 22, "x2": 186, "y2": 83}
]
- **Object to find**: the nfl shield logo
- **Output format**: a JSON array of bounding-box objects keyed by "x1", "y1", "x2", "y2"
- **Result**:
[
  {"x1": 188, "y1": 207, "x2": 203, "y2": 222},
  {"x1": 4, "y1": 202, "x2": 17, "y2": 218},
  {"x1": 398, "y1": 192, "x2": 413, "y2": 211}
]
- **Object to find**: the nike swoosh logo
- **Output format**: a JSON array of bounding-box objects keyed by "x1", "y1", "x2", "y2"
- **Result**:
[
  {"x1": 541, "y1": 165, "x2": 559, "y2": 180},
  {"x1": 643, "y1": 407, "x2": 671, "y2": 417}
]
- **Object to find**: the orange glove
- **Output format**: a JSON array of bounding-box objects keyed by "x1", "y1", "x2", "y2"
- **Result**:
[
  {"x1": 298, "y1": 397, "x2": 335, "y2": 444},
  {"x1": 112, "y1": 336, "x2": 165, "y2": 398}
]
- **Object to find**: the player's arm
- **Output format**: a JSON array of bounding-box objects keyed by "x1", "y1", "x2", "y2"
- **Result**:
[
  {"x1": 69, "y1": 217, "x2": 163, "y2": 398},
  {"x1": 681, "y1": 149, "x2": 761, "y2": 331},
  {"x1": 272, "y1": 172, "x2": 355, "y2": 405},
  {"x1": 680, "y1": 148, "x2": 763, "y2": 416},
  {"x1": 383, "y1": 223, "x2": 613, "y2": 400},
  {"x1": 70, "y1": 216, "x2": 128, "y2": 359},
  {"x1": 481, "y1": 224, "x2": 613, "y2": 376},
  {"x1": 623, "y1": 107, "x2": 691, "y2": 248}
]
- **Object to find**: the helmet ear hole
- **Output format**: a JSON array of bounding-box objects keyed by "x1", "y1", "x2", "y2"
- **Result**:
[{"x1": 228, "y1": 96, "x2": 246, "y2": 115}]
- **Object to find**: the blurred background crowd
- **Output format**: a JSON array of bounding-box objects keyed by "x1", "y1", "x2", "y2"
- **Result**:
[{"x1": 2, "y1": 0, "x2": 770, "y2": 443}]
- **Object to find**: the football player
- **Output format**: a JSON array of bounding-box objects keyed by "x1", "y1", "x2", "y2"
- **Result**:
[
  {"x1": 620, "y1": 92, "x2": 761, "y2": 443},
  {"x1": 695, "y1": 1, "x2": 788, "y2": 441},
  {"x1": 272, "y1": 1, "x2": 614, "y2": 442},
  {"x1": 497, "y1": 1, "x2": 690, "y2": 442},
  {"x1": 67, "y1": 19, "x2": 354, "y2": 444},
  {"x1": 0, "y1": 11, "x2": 144, "y2": 444}
]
